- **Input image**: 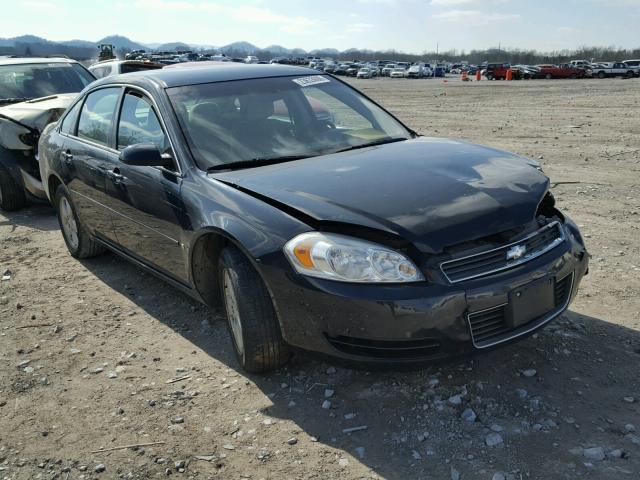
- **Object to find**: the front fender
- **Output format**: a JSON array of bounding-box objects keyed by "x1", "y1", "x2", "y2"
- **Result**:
[
  {"x1": 182, "y1": 173, "x2": 313, "y2": 315},
  {"x1": 183, "y1": 171, "x2": 312, "y2": 262}
]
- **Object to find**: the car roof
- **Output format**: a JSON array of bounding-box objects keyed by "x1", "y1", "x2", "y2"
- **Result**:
[
  {"x1": 94, "y1": 64, "x2": 321, "y2": 89},
  {"x1": 0, "y1": 56, "x2": 79, "y2": 66}
]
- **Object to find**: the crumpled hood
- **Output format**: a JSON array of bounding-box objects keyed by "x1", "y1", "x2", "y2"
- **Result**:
[
  {"x1": 213, "y1": 137, "x2": 550, "y2": 253},
  {"x1": 0, "y1": 93, "x2": 78, "y2": 150}
]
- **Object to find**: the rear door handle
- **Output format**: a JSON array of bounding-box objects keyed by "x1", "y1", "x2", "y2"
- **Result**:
[
  {"x1": 62, "y1": 151, "x2": 73, "y2": 165},
  {"x1": 107, "y1": 168, "x2": 125, "y2": 182}
]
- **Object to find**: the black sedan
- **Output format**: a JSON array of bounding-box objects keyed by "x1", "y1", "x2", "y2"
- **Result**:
[{"x1": 38, "y1": 65, "x2": 588, "y2": 372}]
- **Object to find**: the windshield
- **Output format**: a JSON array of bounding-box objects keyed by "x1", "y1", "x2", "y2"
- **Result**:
[
  {"x1": 167, "y1": 74, "x2": 411, "y2": 170},
  {"x1": 0, "y1": 63, "x2": 95, "y2": 103}
]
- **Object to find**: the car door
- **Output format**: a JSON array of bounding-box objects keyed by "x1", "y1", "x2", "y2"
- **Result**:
[
  {"x1": 62, "y1": 86, "x2": 122, "y2": 243},
  {"x1": 104, "y1": 88, "x2": 189, "y2": 282}
]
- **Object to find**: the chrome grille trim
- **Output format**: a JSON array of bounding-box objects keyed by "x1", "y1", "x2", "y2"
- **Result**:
[{"x1": 440, "y1": 221, "x2": 566, "y2": 284}]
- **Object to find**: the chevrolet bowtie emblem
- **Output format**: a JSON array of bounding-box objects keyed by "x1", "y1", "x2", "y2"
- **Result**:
[{"x1": 506, "y1": 244, "x2": 527, "y2": 261}]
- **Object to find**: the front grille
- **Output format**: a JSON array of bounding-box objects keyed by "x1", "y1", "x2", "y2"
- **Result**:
[
  {"x1": 554, "y1": 273, "x2": 572, "y2": 306},
  {"x1": 467, "y1": 305, "x2": 509, "y2": 345},
  {"x1": 440, "y1": 222, "x2": 565, "y2": 284},
  {"x1": 468, "y1": 272, "x2": 574, "y2": 348},
  {"x1": 325, "y1": 335, "x2": 441, "y2": 359}
]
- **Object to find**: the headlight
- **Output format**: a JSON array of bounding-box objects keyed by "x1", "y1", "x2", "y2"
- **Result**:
[{"x1": 284, "y1": 232, "x2": 424, "y2": 283}]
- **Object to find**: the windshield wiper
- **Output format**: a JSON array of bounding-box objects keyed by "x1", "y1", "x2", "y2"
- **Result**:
[
  {"x1": 207, "y1": 155, "x2": 312, "y2": 172},
  {"x1": 332, "y1": 137, "x2": 408, "y2": 154},
  {"x1": 0, "y1": 97, "x2": 32, "y2": 106}
]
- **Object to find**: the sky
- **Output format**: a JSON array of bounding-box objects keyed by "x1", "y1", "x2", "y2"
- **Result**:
[{"x1": 3, "y1": 0, "x2": 640, "y2": 53}]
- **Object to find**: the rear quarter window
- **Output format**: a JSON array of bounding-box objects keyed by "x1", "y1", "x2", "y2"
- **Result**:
[{"x1": 60, "y1": 100, "x2": 82, "y2": 135}]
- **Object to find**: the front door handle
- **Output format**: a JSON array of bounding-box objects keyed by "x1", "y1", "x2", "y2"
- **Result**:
[{"x1": 61, "y1": 151, "x2": 73, "y2": 165}]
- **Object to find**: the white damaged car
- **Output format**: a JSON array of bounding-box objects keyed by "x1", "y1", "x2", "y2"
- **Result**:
[{"x1": 0, "y1": 57, "x2": 94, "y2": 210}]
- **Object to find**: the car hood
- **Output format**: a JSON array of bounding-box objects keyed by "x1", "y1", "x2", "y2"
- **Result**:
[
  {"x1": 213, "y1": 137, "x2": 549, "y2": 253},
  {"x1": 0, "y1": 93, "x2": 77, "y2": 150}
]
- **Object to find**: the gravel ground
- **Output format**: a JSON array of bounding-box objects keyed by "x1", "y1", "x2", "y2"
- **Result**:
[{"x1": 1, "y1": 77, "x2": 639, "y2": 480}]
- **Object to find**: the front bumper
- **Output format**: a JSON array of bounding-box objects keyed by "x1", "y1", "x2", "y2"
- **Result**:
[
  {"x1": 261, "y1": 219, "x2": 588, "y2": 365},
  {"x1": 20, "y1": 168, "x2": 47, "y2": 200}
]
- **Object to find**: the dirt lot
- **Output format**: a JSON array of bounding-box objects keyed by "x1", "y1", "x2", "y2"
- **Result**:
[{"x1": 1, "y1": 77, "x2": 639, "y2": 480}]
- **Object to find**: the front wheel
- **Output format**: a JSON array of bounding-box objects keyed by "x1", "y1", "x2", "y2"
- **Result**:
[
  {"x1": 545, "y1": 73, "x2": 553, "y2": 80},
  {"x1": 597, "y1": 71, "x2": 606, "y2": 79},
  {"x1": 54, "y1": 184, "x2": 105, "y2": 258},
  {"x1": 0, "y1": 163, "x2": 26, "y2": 211},
  {"x1": 219, "y1": 247, "x2": 290, "y2": 373}
]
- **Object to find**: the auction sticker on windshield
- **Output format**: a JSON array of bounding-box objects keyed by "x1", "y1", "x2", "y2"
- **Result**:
[{"x1": 292, "y1": 76, "x2": 331, "y2": 87}]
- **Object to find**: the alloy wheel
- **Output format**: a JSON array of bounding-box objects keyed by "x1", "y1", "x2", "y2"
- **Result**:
[
  {"x1": 60, "y1": 196, "x2": 79, "y2": 250},
  {"x1": 223, "y1": 269, "x2": 245, "y2": 357}
]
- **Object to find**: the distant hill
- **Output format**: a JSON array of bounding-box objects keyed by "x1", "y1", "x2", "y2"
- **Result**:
[
  {"x1": 310, "y1": 48, "x2": 340, "y2": 56},
  {"x1": 220, "y1": 41, "x2": 260, "y2": 55},
  {"x1": 18, "y1": 35, "x2": 50, "y2": 43},
  {"x1": 264, "y1": 44, "x2": 291, "y2": 55},
  {"x1": 59, "y1": 39, "x2": 96, "y2": 48},
  {"x1": 96, "y1": 35, "x2": 146, "y2": 51},
  {"x1": 155, "y1": 42, "x2": 191, "y2": 52}
]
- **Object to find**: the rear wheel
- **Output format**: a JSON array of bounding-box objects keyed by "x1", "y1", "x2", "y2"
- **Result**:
[
  {"x1": 626, "y1": 71, "x2": 634, "y2": 78},
  {"x1": 545, "y1": 73, "x2": 553, "y2": 80},
  {"x1": 54, "y1": 184, "x2": 104, "y2": 258},
  {"x1": 0, "y1": 163, "x2": 26, "y2": 211},
  {"x1": 219, "y1": 247, "x2": 290, "y2": 373}
]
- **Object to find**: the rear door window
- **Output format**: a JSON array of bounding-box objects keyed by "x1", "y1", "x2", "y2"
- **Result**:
[
  {"x1": 77, "y1": 87, "x2": 121, "y2": 146},
  {"x1": 117, "y1": 91, "x2": 168, "y2": 152}
]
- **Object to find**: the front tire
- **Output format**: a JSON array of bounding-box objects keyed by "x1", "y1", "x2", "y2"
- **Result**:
[
  {"x1": 219, "y1": 247, "x2": 290, "y2": 373},
  {"x1": 54, "y1": 184, "x2": 104, "y2": 258},
  {"x1": 0, "y1": 163, "x2": 27, "y2": 211}
]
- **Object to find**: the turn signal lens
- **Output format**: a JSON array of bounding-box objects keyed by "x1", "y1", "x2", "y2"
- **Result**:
[
  {"x1": 293, "y1": 243, "x2": 314, "y2": 268},
  {"x1": 284, "y1": 232, "x2": 424, "y2": 283}
]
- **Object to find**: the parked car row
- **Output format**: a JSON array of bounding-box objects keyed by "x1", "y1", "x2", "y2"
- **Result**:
[
  {"x1": 481, "y1": 60, "x2": 640, "y2": 80},
  {"x1": 125, "y1": 49, "x2": 258, "y2": 65},
  {"x1": 122, "y1": 51, "x2": 640, "y2": 81},
  {"x1": 303, "y1": 60, "x2": 444, "y2": 79}
]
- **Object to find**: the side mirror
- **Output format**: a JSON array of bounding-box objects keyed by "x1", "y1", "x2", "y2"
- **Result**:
[{"x1": 119, "y1": 144, "x2": 173, "y2": 169}]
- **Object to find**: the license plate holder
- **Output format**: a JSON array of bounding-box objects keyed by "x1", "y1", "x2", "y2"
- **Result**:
[{"x1": 508, "y1": 276, "x2": 555, "y2": 328}]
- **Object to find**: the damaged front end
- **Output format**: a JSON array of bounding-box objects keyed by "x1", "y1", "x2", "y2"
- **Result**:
[{"x1": 0, "y1": 94, "x2": 77, "y2": 201}]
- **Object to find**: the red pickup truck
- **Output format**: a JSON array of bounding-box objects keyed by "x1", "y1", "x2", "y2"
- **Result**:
[
  {"x1": 483, "y1": 63, "x2": 522, "y2": 80},
  {"x1": 535, "y1": 64, "x2": 586, "y2": 79}
]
